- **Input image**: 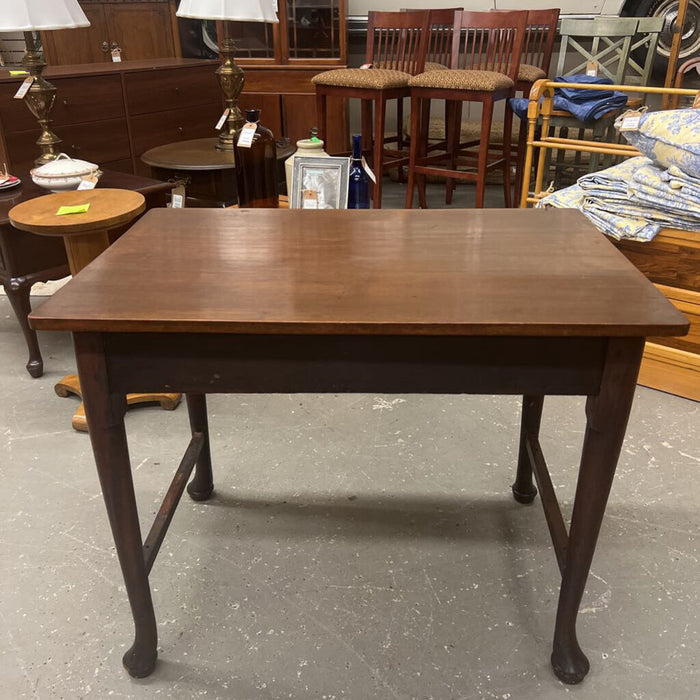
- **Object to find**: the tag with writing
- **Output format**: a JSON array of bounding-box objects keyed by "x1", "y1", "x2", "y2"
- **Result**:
[
  {"x1": 215, "y1": 108, "x2": 230, "y2": 131},
  {"x1": 77, "y1": 179, "x2": 97, "y2": 190},
  {"x1": 14, "y1": 77, "x2": 34, "y2": 100},
  {"x1": 620, "y1": 115, "x2": 642, "y2": 131},
  {"x1": 237, "y1": 122, "x2": 257, "y2": 148},
  {"x1": 586, "y1": 61, "x2": 598, "y2": 77},
  {"x1": 694, "y1": 92, "x2": 700, "y2": 109},
  {"x1": 170, "y1": 184, "x2": 186, "y2": 208},
  {"x1": 361, "y1": 156, "x2": 377, "y2": 184},
  {"x1": 302, "y1": 189, "x2": 319, "y2": 209},
  {"x1": 111, "y1": 48, "x2": 122, "y2": 62},
  {"x1": 359, "y1": 63, "x2": 373, "y2": 70},
  {"x1": 56, "y1": 204, "x2": 90, "y2": 216}
]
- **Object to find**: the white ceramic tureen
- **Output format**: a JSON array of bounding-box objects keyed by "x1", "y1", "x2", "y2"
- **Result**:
[{"x1": 30, "y1": 153, "x2": 101, "y2": 192}]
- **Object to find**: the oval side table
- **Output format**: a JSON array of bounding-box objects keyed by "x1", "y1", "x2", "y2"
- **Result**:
[{"x1": 9, "y1": 189, "x2": 181, "y2": 431}]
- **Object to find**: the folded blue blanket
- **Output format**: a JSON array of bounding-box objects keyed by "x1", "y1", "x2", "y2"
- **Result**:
[{"x1": 510, "y1": 74, "x2": 629, "y2": 122}]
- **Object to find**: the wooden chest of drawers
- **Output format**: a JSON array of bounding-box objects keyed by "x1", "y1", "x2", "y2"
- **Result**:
[{"x1": 0, "y1": 58, "x2": 221, "y2": 176}]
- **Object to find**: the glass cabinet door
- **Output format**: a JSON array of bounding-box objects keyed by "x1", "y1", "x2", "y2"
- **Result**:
[{"x1": 285, "y1": 0, "x2": 344, "y2": 61}]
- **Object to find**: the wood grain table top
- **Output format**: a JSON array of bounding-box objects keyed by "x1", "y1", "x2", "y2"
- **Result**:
[
  {"x1": 9, "y1": 189, "x2": 146, "y2": 236},
  {"x1": 29, "y1": 208, "x2": 690, "y2": 337}
]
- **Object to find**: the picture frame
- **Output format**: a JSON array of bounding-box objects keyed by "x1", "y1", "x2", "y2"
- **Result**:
[{"x1": 290, "y1": 156, "x2": 350, "y2": 210}]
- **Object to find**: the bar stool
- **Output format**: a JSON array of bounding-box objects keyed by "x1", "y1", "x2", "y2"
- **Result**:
[
  {"x1": 406, "y1": 10, "x2": 527, "y2": 209},
  {"x1": 313, "y1": 10, "x2": 430, "y2": 208},
  {"x1": 9, "y1": 189, "x2": 181, "y2": 431}
]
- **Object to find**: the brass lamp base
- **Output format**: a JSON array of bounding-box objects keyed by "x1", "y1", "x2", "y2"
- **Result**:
[
  {"x1": 22, "y1": 32, "x2": 61, "y2": 165},
  {"x1": 215, "y1": 31, "x2": 245, "y2": 151}
]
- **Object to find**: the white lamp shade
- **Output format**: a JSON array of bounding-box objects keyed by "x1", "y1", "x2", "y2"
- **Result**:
[
  {"x1": 0, "y1": 0, "x2": 90, "y2": 32},
  {"x1": 177, "y1": 0, "x2": 279, "y2": 23}
]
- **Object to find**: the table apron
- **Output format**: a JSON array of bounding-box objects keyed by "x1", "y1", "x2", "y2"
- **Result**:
[{"x1": 88, "y1": 332, "x2": 613, "y2": 396}]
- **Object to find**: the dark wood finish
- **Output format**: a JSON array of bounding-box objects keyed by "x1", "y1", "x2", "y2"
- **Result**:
[
  {"x1": 124, "y1": 65, "x2": 220, "y2": 115},
  {"x1": 41, "y1": 5, "x2": 110, "y2": 65},
  {"x1": 0, "y1": 169, "x2": 173, "y2": 377},
  {"x1": 29, "y1": 208, "x2": 686, "y2": 683},
  {"x1": 0, "y1": 59, "x2": 222, "y2": 176},
  {"x1": 141, "y1": 138, "x2": 294, "y2": 206},
  {"x1": 31, "y1": 208, "x2": 688, "y2": 337},
  {"x1": 41, "y1": 1, "x2": 180, "y2": 66}
]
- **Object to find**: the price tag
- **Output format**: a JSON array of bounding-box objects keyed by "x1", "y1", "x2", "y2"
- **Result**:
[
  {"x1": 361, "y1": 156, "x2": 377, "y2": 184},
  {"x1": 13, "y1": 77, "x2": 34, "y2": 100},
  {"x1": 585, "y1": 61, "x2": 598, "y2": 77},
  {"x1": 111, "y1": 48, "x2": 122, "y2": 63},
  {"x1": 169, "y1": 184, "x2": 186, "y2": 208},
  {"x1": 237, "y1": 122, "x2": 257, "y2": 148},
  {"x1": 359, "y1": 63, "x2": 373, "y2": 70},
  {"x1": 56, "y1": 204, "x2": 90, "y2": 216},
  {"x1": 77, "y1": 179, "x2": 97, "y2": 190},
  {"x1": 693, "y1": 92, "x2": 700, "y2": 109},
  {"x1": 302, "y1": 190, "x2": 319, "y2": 209},
  {"x1": 215, "y1": 108, "x2": 230, "y2": 131},
  {"x1": 619, "y1": 115, "x2": 642, "y2": 131}
]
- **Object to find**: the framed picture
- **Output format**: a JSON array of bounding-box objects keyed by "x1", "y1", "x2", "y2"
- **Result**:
[{"x1": 290, "y1": 156, "x2": 350, "y2": 210}]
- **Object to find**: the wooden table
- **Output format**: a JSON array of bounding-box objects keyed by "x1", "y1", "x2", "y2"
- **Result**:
[
  {"x1": 11, "y1": 190, "x2": 180, "y2": 431},
  {"x1": 29, "y1": 208, "x2": 688, "y2": 683},
  {"x1": 0, "y1": 169, "x2": 173, "y2": 378},
  {"x1": 141, "y1": 137, "x2": 294, "y2": 207}
]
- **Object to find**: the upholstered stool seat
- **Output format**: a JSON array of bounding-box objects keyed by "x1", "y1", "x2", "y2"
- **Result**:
[
  {"x1": 409, "y1": 69, "x2": 514, "y2": 92},
  {"x1": 312, "y1": 68, "x2": 412, "y2": 90},
  {"x1": 518, "y1": 63, "x2": 546, "y2": 83},
  {"x1": 424, "y1": 61, "x2": 449, "y2": 71}
]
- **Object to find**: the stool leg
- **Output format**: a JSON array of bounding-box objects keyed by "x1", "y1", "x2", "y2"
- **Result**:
[
  {"x1": 476, "y1": 99, "x2": 494, "y2": 208},
  {"x1": 417, "y1": 96, "x2": 431, "y2": 209},
  {"x1": 372, "y1": 95, "x2": 387, "y2": 209},
  {"x1": 405, "y1": 93, "x2": 420, "y2": 209},
  {"x1": 502, "y1": 99, "x2": 514, "y2": 208},
  {"x1": 396, "y1": 97, "x2": 406, "y2": 183},
  {"x1": 445, "y1": 100, "x2": 462, "y2": 205}
]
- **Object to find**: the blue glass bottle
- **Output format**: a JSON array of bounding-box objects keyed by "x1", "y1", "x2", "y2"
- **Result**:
[{"x1": 347, "y1": 134, "x2": 370, "y2": 209}]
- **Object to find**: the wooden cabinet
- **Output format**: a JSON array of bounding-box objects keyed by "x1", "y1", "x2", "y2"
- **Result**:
[
  {"x1": 0, "y1": 59, "x2": 221, "y2": 176},
  {"x1": 42, "y1": 1, "x2": 181, "y2": 65},
  {"x1": 229, "y1": 0, "x2": 349, "y2": 152}
]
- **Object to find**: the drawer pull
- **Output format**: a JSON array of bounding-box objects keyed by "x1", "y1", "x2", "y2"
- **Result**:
[
  {"x1": 71, "y1": 144, "x2": 82, "y2": 152},
  {"x1": 63, "y1": 99, "x2": 69, "y2": 106}
]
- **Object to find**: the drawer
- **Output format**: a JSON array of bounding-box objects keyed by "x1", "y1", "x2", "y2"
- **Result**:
[
  {"x1": 0, "y1": 75, "x2": 124, "y2": 132},
  {"x1": 130, "y1": 103, "x2": 221, "y2": 156},
  {"x1": 125, "y1": 66, "x2": 221, "y2": 116},
  {"x1": 5, "y1": 118, "x2": 131, "y2": 174}
]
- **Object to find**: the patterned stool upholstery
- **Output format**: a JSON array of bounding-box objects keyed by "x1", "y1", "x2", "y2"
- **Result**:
[{"x1": 312, "y1": 68, "x2": 412, "y2": 90}]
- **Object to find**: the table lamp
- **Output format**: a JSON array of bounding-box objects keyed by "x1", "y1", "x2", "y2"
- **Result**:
[
  {"x1": 177, "y1": 0, "x2": 279, "y2": 150},
  {"x1": 0, "y1": 0, "x2": 90, "y2": 165}
]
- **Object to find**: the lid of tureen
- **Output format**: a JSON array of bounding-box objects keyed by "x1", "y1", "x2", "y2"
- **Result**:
[{"x1": 31, "y1": 153, "x2": 99, "y2": 177}]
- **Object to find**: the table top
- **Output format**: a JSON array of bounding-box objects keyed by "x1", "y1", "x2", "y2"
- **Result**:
[
  {"x1": 10, "y1": 189, "x2": 146, "y2": 237},
  {"x1": 0, "y1": 170, "x2": 172, "y2": 227},
  {"x1": 30, "y1": 208, "x2": 689, "y2": 337},
  {"x1": 141, "y1": 138, "x2": 295, "y2": 171}
]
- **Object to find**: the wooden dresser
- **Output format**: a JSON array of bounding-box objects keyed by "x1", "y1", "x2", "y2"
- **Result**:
[{"x1": 0, "y1": 58, "x2": 222, "y2": 176}]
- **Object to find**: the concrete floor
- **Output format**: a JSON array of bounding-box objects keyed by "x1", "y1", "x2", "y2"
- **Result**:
[{"x1": 1, "y1": 183, "x2": 699, "y2": 699}]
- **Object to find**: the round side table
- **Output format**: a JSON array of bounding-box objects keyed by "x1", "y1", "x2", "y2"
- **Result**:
[{"x1": 10, "y1": 189, "x2": 180, "y2": 431}]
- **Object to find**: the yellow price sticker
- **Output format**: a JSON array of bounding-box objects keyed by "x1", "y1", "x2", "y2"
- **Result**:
[
  {"x1": 56, "y1": 204, "x2": 90, "y2": 216},
  {"x1": 10, "y1": 70, "x2": 30, "y2": 76}
]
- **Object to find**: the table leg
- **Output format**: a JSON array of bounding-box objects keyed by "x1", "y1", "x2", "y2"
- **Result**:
[
  {"x1": 4, "y1": 282, "x2": 43, "y2": 377},
  {"x1": 75, "y1": 333, "x2": 158, "y2": 678},
  {"x1": 512, "y1": 395, "x2": 544, "y2": 503},
  {"x1": 185, "y1": 393, "x2": 214, "y2": 501},
  {"x1": 551, "y1": 338, "x2": 644, "y2": 684}
]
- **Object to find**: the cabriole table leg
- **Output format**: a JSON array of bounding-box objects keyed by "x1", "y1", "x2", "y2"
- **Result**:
[
  {"x1": 75, "y1": 333, "x2": 158, "y2": 678},
  {"x1": 551, "y1": 337, "x2": 644, "y2": 683}
]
